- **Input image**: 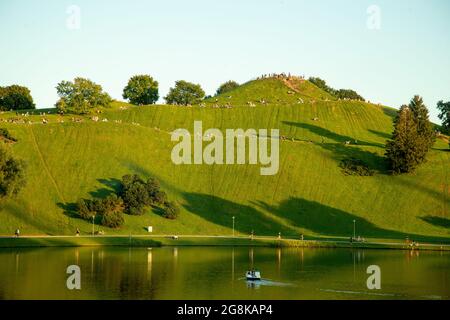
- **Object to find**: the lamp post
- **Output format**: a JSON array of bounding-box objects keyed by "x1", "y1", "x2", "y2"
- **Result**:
[
  {"x1": 353, "y1": 220, "x2": 356, "y2": 239},
  {"x1": 92, "y1": 215, "x2": 96, "y2": 236},
  {"x1": 232, "y1": 216, "x2": 235, "y2": 237}
]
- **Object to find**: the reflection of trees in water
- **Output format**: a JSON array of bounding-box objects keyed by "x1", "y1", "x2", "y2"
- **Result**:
[{"x1": 86, "y1": 248, "x2": 176, "y2": 300}]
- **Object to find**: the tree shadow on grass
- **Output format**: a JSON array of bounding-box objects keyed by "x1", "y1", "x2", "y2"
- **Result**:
[
  {"x1": 57, "y1": 202, "x2": 78, "y2": 219},
  {"x1": 368, "y1": 129, "x2": 391, "y2": 140},
  {"x1": 283, "y1": 122, "x2": 384, "y2": 148},
  {"x1": 382, "y1": 107, "x2": 398, "y2": 119},
  {"x1": 182, "y1": 193, "x2": 291, "y2": 236},
  {"x1": 322, "y1": 143, "x2": 388, "y2": 174},
  {"x1": 254, "y1": 197, "x2": 450, "y2": 243},
  {"x1": 88, "y1": 178, "x2": 122, "y2": 198},
  {"x1": 283, "y1": 121, "x2": 389, "y2": 174},
  {"x1": 420, "y1": 216, "x2": 450, "y2": 229}
]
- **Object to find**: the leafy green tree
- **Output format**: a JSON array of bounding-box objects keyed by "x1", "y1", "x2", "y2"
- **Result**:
[
  {"x1": 308, "y1": 77, "x2": 336, "y2": 95},
  {"x1": 55, "y1": 77, "x2": 111, "y2": 114},
  {"x1": 386, "y1": 105, "x2": 424, "y2": 173},
  {"x1": 336, "y1": 89, "x2": 365, "y2": 101},
  {"x1": 164, "y1": 80, "x2": 205, "y2": 105},
  {"x1": 77, "y1": 198, "x2": 96, "y2": 220},
  {"x1": 123, "y1": 75, "x2": 159, "y2": 105},
  {"x1": 0, "y1": 85, "x2": 35, "y2": 111},
  {"x1": 101, "y1": 210, "x2": 125, "y2": 229},
  {"x1": 76, "y1": 194, "x2": 125, "y2": 228},
  {"x1": 0, "y1": 144, "x2": 26, "y2": 198},
  {"x1": 308, "y1": 77, "x2": 365, "y2": 101},
  {"x1": 408, "y1": 95, "x2": 435, "y2": 159},
  {"x1": 153, "y1": 190, "x2": 168, "y2": 206},
  {"x1": 216, "y1": 81, "x2": 239, "y2": 96},
  {"x1": 437, "y1": 100, "x2": 450, "y2": 133},
  {"x1": 162, "y1": 201, "x2": 180, "y2": 220},
  {"x1": 120, "y1": 174, "x2": 150, "y2": 215}
]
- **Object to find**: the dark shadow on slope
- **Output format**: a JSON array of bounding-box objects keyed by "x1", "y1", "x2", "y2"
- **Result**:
[
  {"x1": 420, "y1": 216, "x2": 450, "y2": 229},
  {"x1": 283, "y1": 122, "x2": 384, "y2": 148},
  {"x1": 98, "y1": 178, "x2": 122, "y2": 194},
  {"x1": 322, "y1": 143, "x2": 388, "y2": 174},
  {"x1": 368, "y1": 129, "x2": 391, "y2": 140},
  {"x1": 254, "y1": 197, "x2": 450, "y2": 243},
  {"x1": 57, "y1": 202, "x2": 78, "y2": 219},
  {"x1": 90, "y1": 178, "x2": 122, "y2": 198},
  {"x1": 382, "y1": 107, "x2": 398, "y2": 119},
  {"x1": 182, "y1": 193, "x2": 292, "y2": 236},
  {"x1": 283, "y1": 121, "x2": 388, "y2": 174}
]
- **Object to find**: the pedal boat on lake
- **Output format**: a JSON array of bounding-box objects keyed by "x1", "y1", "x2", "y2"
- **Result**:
[{"x1": 246, "y1": 270, "x2": 261, "y2": 281}]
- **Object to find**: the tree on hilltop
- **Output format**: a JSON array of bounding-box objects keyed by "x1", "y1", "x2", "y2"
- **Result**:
[
  {"x1": 0, "y1": 85, "x2": 35, "y2": 111},
  {"x1": 164, "y1": 80, "x2": 205, "y2": 106},
  {"x1": 55, "y1": 77, "x2": 111, "y2": 114},
  {"x1": 216, "y1": 81, "x2": 239, "y2": 96},
  {"x1": 123, "y1": 75, "x2": 159, "y2": 105}
]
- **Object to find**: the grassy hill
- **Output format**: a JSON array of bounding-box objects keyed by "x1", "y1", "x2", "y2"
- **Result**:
[{"x1": 1, "y1": 78, "x2": 449, "y2": 241}]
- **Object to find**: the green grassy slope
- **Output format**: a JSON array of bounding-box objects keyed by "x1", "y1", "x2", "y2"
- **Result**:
[{"x1": 1, "y1": 79, "x2": 449, "y2": 241}]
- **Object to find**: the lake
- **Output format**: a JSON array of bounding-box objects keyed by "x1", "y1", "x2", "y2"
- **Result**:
[{"x1": 0, "y1": 246, "x2": 449, "y2": 300}]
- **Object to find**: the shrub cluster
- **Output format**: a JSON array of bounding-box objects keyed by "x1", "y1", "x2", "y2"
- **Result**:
[
  {"x1": 0, "y1": 143, "x2": 26, "y2": 198},
  {"x1": 77, "y1": 194, "x2": 125, "y2": 228},
  {"x1": 76, "y1": 174, "x2": 180, "y2": 229},
  {"x1": 119, "y1": 175, "x2": 167, "y2": 215},
  {"x1": 0, "y1": 128, "x2": 18, "y2": 142},
  {"x1": 308, "y1": 77, "x2": 365, "y2": 101},
  {"x1": 339, "y1": 158, "x2": 374, "y2": 176}
]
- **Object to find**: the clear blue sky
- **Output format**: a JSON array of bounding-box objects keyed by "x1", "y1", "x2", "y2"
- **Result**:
[{"x1": 1, "y1": 0, "x2": 449, "y2": 123}]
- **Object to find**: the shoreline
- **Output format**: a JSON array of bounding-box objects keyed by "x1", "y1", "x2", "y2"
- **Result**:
[{"x1": 0, "y1": 235, "x2": 449, "y2": 251}]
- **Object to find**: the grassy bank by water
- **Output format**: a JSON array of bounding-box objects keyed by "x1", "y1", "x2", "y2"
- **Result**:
[{"x1": 1, "y1": 235, "x2": 449, "y2": 251}]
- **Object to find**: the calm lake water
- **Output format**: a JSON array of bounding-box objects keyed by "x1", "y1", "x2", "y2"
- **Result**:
[{"x1": 0, "y1": 246, "x2": 449, "y2": 300}]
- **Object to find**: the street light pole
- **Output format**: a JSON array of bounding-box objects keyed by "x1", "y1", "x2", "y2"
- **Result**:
[
  {"x1": 353, "y1": 220, "x2": 356, "y2": 239},
  {"x1": 232, "y1": 216, "x2": 235, "y2": 237},
  {"x1": 92, "y1": 215, "x2": 96, "y2": 236}
]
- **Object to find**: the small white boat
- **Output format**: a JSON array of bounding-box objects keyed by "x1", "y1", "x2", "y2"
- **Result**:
[{"x1": 246, "y1": 270, "x2": 261, "y2": 281}]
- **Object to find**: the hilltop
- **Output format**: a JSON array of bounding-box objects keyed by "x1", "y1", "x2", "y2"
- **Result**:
[{"x1": 0, "y1": 77, "x2": 449, "y2": 241}]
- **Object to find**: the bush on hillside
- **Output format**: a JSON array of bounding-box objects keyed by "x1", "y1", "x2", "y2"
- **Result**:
[
  {"x1": 120, "y1": 174, "x2": 150, "y2": 215},
  {"x1": 335, "y1": 89, "x2": 365, "y2": 101},
  {"x1": 0, "y1": 128, "x2": 18, "y2": 142},
  {"x1": 0, "y1": 85, "x2": 35, "y2": 111},
  {"x1": 164, "y1": 80, "x2": 205, "y2": 106},
  {"x1": 119, "y1": 174, "x2": 168, "y2": 215},
  {"x1": 0, "y1": 143, "x2": 26, "y2": 198},
  {"x1": 308, "y1": 77, "x2": 365, "y2": 101},
  {"x1": 55, "y1": 77, "x2": 112, "y2": 114},
  {"x1": 123, "y1": 75, "x2": 159, "y2": 105},
  {"x1": 216, "y1": 81, "x2": 239, "y2": 96},
  {"x1": 76, "y1": 194, "x2": 125, "y2": 228},
  {"x1": 101, "y1": 210, "x2": 125, "y2": 229},
  {"x1": 162, "y1": 201, "x2": 180, "y2": 220},
  {"x1": 339, "y1": 158, "x2": 374, "y2": 176}
]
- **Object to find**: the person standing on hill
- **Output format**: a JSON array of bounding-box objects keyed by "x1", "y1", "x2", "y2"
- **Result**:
[{"x1": 15, "y1": 229, "x2": 20, "y2": 237}]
